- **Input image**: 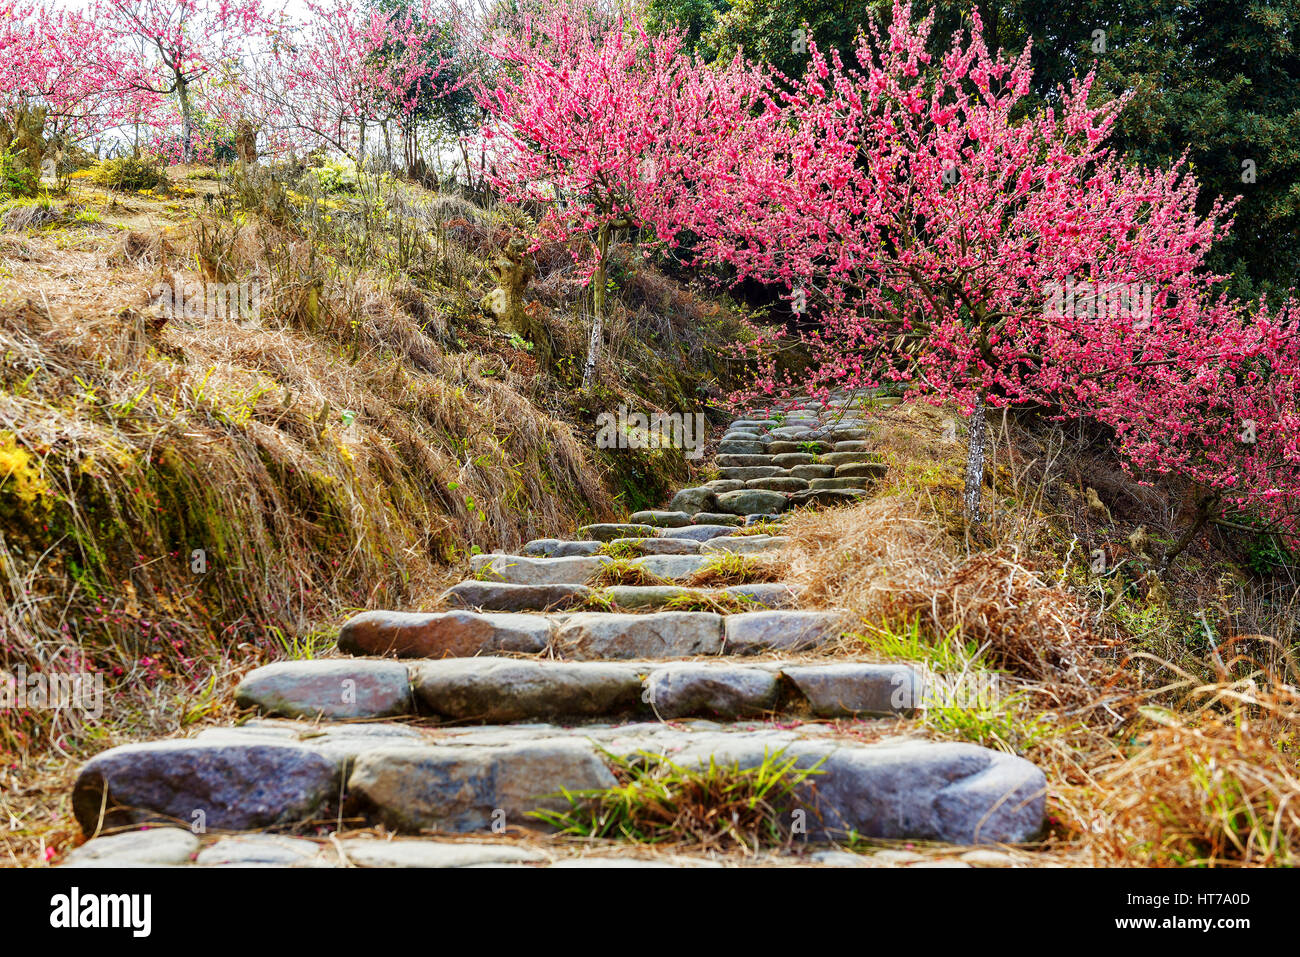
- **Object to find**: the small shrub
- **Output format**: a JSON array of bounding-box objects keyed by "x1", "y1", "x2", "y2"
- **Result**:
[
  {"x1": 303, "y1": 157, "x2": 359, "y2": 193},
  {"x1": 0, "y1": 148, "x2": 38, "y2": 197},
  {"x1": 90, "y1": 156, "x2": 166, "y2": 192}
]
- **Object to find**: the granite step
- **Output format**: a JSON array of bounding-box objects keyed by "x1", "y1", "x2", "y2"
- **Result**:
[
  {"x1": 70, "y1": 719, "x2": 1046, "y2": 845},
  {"x1": 234, "y1": 656, "x2": 926, "y2": 724}
]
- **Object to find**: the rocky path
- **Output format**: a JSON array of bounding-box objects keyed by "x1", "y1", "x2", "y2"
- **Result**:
[{"x1": 61, "y1": 395, "x2": 1046, "y2": 869}]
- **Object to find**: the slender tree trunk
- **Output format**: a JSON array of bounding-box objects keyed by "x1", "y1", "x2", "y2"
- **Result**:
[
  {"x1": 582, "y1": 220, "x2": 612, "y2": 390},
  {"x1": 459, "y1": 140, "x2": 472, "y2": 190},
  {"x1": 963, "y1": 392, "x2": 988, "y2": 524},
  {"x1": 1159, "y1": 493, "x2": 1220, "y2": 572},
  {"x1": 177, "y1": 78, "x2": 194, "y2": 163}
]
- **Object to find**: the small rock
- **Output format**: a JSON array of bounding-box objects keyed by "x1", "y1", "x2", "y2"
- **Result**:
[
  {"x1": 820, "y1": 451, "x2": 879, "y2": 466},
  {"x1": 441, "y1": 582, "x2": 592, "y2": 612},
  {"x1": 196, "y1": 835, "x2": 325, "y2": 867},
  {"x1": 716, "y1": 454, "x2": 774, "y2": 467},
  {"x1": 668, "y1": 487, "x2": 718, "y2": 515},
  {"x1": 579, "y1": 523, "x2": 657, "y2": 541},
  {"x1": 61, "y1": 828, "x2": 199, "y2": 867},
  {"x1": 835, "y1": 463, "x2": 889, "y2": 480},
  {"x1": 339, "y1": 609, "x2": 552, "y2": 656},
  {"x1": 718, "y1": 465, "x2": 785, "y2": 480},
  {"x1": 339, "y1": 839, "x2": 546, "y2": 868},
  {"x1": 73, "y1": 740, "x2": 339, "y2": 834},
  {"x1": 521, "y1": 540, "x2": 604, "y2": 558},
  {"x1": 235, "y1": 660, "x2": 413, "y2": 720},
  {"x1": 658, "y1": 524, "x2": 738, "y2": 542},
  {"x1": 478, "y1": 554, "x2": 609, "y2": 586},
  {"x1": 722, "y1": 583, "x2": 801, "y2": 608},
  {"x1": 724, "y1": 611, "x2": 848, "y2": 653},
  {"x1": 554, "y1": 611, "x2": 723, "y2": 659},
  {"x1": 789, "y1": 465, "x2": 837, "y2": 479},
  {"x1": 770, "y1": 426, "x2": 812, "y2": 440},
  {"x1": 809, "y1": 477, "x2": 872, "y2": 491},
  {"x1": 521, "y1": 538, "x2": 563, "y2": 556},
  {"x1": 716, "y1": 489, "x2": 788, "y2": 515},
  {"x1": 700, "y1": 535, "x2": 788, "y2": 555},
  {"x1": 771, "y1": 453, "x2": 816, "y2": 466},
  {"x1": 631, "y1": 554, "x2": 711, "y2": 580},
  {"x1": 745, "y1": 477, "x2": 808, "y2": 492},
  {"x1": 782, "y1": 663, "x2": 922, "y2": 716},
  {"x1": 909, "y1": 859, "x2": 972, "y2": 868},
  {"x1": 809, "y1": 850, "x2": 870, "y2": 867},
  {"x1": 560, "y1": 541, "x2": 605, "y2": 557},
  {"x1": 959, "y1": 849, "x2": 1018, "y2": 867},
  {"x1": 718, "y1": 440, "x2": 765, "y2": 455},
  {"x1": 643, "y1": 664, "x2": 779, "y2": 718},
  {"x1": 818, "y1": 431, "x2": 870, "y2": 446},
  {"x1": 691, "y1": 512, "x2": 745, "y2": 526},
  {"x1": 769, "y1": 440, "x2": 833, "y2": 454},
  {"x1": 345, "y1": 741, "x2": 618, "y2": 832},
  {"x1": 413, "y1": 658, "x2": 643, "y2": 721},
  {"x1": 601, "y1": 584, "x2": 697, "y2": 609},
  {"x1": 607, "y1": 537, "x2": 699, "y2": 555},
  {"x1": 702, "y1": 479, "x2": 746, "y2": 493},
  {"x1": 788, "y1": 488, "x2": 867, "y2": 508},
  {"x1": 869, "y1": 849, "x2": 927, "y2": 866},
  {"x1": 629, "y1": 510, "x2": 693, "y2": 528}
]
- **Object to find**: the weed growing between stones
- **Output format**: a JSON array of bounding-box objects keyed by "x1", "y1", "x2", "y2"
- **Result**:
[
  {"x1": 530, "y1": 748, "x2": 826, "y2": 852},
  {"x1": 590, "y1": 558, "x2": 671, "y2": 587},
  {"x1": 686, "y1": 553, "x2": 780, "y2": 586},
  {"x1": 597, "y1": 539, "x2": 649, "y2": 559},
  {"x1": 729, "y1": 519, "x2": 783, "y2": 537},
  {"x1": 662, "y1": 591, "x2": 758, "y2": 614}
]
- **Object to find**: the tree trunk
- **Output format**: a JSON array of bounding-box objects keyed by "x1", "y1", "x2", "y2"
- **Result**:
[
  {"x1": 177, "y1": 78, "x2": 194, "y2": 163},
  {"x1": 963, "y1": 392, "x2": 988, "y2": 524},
  {"x1": 1159, "y1": 494, "x2": 1220, "y2": 572},
  {"x1": 582, "y1": 220, "x2": 611, "y2": 389}
]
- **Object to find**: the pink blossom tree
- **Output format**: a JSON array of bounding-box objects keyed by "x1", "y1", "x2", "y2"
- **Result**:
[
  {"x1": 251, "y1": 0, "x2": 455, "y2": 167},
  {"x1": 0, "y1": 1, "x2": 157, "y2": 176},
  {"x1": 692, "y1": 1, "x2": 1254, "y2": 526},
  {"x1": 94, "y1": 0, "x2": 270, "y2": 162},
  {"x1": 478, "y1": 0, "x2": 767, "y2": 388},
  {"x1": 1079, "y1": 294, "x2": 1300, "y2": 557}
]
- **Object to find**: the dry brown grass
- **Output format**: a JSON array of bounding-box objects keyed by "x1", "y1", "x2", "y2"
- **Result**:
[
  {"x1": 781, "y1": 497, "x2": 1101, "y2": 673},
  {"x1": 1096, "y1": 722, "x2": 1299, "y2": 865}
]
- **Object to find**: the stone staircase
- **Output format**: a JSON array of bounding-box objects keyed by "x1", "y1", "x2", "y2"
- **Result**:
[{"x1": 60, "y1": 395, "x2": 1047, "y2": 869}]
